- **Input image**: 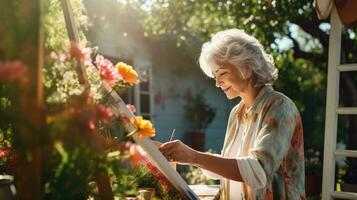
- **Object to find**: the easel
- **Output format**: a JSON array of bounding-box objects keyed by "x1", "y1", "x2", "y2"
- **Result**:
[{"x1": 61, "y1": 0, "x2": 114, "y2": 199}]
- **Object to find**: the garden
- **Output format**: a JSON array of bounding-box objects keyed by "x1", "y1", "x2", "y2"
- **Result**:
[{"x1": 1, "y1": 0, "x2": 357, "y2": 199}]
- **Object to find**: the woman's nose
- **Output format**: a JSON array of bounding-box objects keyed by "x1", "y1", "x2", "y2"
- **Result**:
[{"x1": 215, "y1": 78, "x2": 221, "y2": 88}]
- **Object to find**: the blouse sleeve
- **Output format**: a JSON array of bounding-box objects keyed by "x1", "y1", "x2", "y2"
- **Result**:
[
  {"x1": 249, "y1": 98, "x2": 299, "y2": 183},
  {"x1": 236, "y1": 156, "x2": 267, "y2": 188}
]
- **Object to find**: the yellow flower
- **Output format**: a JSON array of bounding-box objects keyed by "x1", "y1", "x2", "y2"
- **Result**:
[
  {"x1": 130, "y1": 116, "x2": 155, "y2": 138},
  {"x1": 116, "y1": 62, "x2": 139, "y2": 85}
]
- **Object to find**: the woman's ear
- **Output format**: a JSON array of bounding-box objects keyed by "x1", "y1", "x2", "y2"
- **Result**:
[{"x1": 241, "y1": 67, "x2": 252, "y2": 80}]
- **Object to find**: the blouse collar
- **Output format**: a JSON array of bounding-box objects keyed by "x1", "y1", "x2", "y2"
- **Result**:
[{"x1": 241, "y1": 85, "x2": 273, "y2": 115}]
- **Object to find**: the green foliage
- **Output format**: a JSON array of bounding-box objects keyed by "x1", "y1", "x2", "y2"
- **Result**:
[
  {"x1": 132, "y1": 164, "x2": 181, "y2": 200},
  {"x1": 304, "y1": 148, "x2": 322, "y2": 175},
  {"x1": 44, "y1": 0, "x2": 88, "y2": 51},
  {"x1": 0, "y1": 1, "x2": 150, "y2": 199},
  {"x1": 38, "y1": 2, "x2": 109, "y2": 196},
  {"x1": 43, "y1": 0, "x2": 88, "y2": 105},
  {"x1": 273, "y1": 51, "x2": 326, "y2": 150},
  {"x1": 180, "y1": 165, "x2": 215, "y2": 185},
  {"x1": 183, "y1": 88, "x2": 216, "y2": 132},
  {"x1": 141, "y1": 0, "x2": 318, "y2": 49},
  {"x1": 44, "y1": 144, "x2": 94, "y2": 200},
  {"x1": 132, "y1": 165, "x2": 163, "y2": 198},
  {"x1": 0, "y1": 88, "x2": 16, "y2": 148},
  {"x1": 106, "y1": 157, "x2": 138, "y2": 198},
  {"x1": 0, "y1": 82, "x2": 24, "y2": 174}
]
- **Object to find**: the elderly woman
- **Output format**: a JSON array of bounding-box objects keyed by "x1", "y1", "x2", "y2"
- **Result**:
[{"x1": 159, "y1": 29, "x2": 305, "y2": 199}]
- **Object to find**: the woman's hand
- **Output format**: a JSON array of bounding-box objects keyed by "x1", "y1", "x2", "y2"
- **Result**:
[
  {"x1": 159, "y1": 139, "x2": 196, "y2": 165},
  {"x1": 159, "y1": 140, "x2": 244, "y2": 182}
]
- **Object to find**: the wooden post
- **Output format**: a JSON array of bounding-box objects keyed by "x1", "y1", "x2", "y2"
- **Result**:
[
  {"x1": 96, "y1": 173, "x2": 115, "y2": 200},
  {"x1": 15, "y1": 0, "x2": 45, "y2": 199}
]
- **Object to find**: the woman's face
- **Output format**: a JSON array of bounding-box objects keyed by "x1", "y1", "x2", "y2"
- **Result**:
[{"x1": 212, "y1": 61, "x2": 250, "y2": 99}]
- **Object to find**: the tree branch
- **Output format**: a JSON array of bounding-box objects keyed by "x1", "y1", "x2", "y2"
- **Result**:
[
  {"x1": 287, "y1": 34, "x2": 327, "y2": 63},
  {"x1": 290, "y1": 17, "x2": 329, "y2": 50}
]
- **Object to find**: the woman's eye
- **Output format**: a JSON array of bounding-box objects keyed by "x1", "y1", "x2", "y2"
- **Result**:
[{"x1": 220, "y1": 72, "x2": 227, "y2": 76}]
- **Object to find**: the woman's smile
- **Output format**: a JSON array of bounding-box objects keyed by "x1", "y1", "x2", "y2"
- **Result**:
[{"x1": 223, "y1": 86, "x2": 231, "y2": 93}]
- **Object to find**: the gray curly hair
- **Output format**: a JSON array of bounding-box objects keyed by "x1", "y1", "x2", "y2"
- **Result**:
[{"x1": 199, "y1": 29, "x2": 278, "y2": 87}]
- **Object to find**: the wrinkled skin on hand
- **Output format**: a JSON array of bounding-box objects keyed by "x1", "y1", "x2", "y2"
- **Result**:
[{"x1": 158, "y1": 139, "x2": 196, "y2": 165}]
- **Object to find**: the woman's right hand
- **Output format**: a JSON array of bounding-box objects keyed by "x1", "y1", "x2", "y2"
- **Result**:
[{"x1": 159, "y1": 139, "x2": 196, "y2": 165}]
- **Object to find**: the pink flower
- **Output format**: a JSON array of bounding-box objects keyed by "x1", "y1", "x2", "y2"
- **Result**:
[
  {"x1": 95, "y1": 104, "x2": 113, "y2": 124},
  {"x1": 88, "y1": 120, "x2": 96, "y2": 131},
  {"x1": 0, "y1": 61, "x2": 28, "y2": 84},
  {"x1": 59, "y1": 52, "x2": 69, "y2": 62},
  {"x1": 126, "y1": 104, "x2": 136, "y2": 114},
  {"x1": 0, "y1": 150, "x2": 5, "y2": 157},
  {"x1": 69, "y1": 42, "x2": 92, "y2": 65},
  {"x1": 95, "y1": 55, "x2": 120, "y2": 85},
  {"x1": 0, "y1": 147, "x2": 11, "y2": 158}
]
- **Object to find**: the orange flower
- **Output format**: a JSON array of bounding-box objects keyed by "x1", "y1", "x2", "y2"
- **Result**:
[
  {"x1": 116, "y1": 62, "x2": 139, "y2": 85},
  {"x1": 130, "y1": 116, "x2": 155, "y2": 138}
]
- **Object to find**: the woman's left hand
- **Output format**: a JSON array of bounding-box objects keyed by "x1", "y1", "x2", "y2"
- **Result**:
[{"x1": 159, "y1": 139, "x2": 196, "y2": 165}]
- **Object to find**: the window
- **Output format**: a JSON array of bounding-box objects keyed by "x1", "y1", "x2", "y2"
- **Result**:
[
  {"x1": 104, "y1": 55, "x2": 153, "y2": 121},
  {"x1": 135, "y1": 67, "x2": 153, "y2": 121}
]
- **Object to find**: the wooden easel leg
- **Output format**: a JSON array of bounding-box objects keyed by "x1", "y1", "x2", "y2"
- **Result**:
[{"x1": 96, "y1": 171, "x2": 114, "y2": 200}]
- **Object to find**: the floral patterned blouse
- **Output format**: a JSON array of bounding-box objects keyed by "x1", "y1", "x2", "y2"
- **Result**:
[{"x1": 220, "y1": 85, "x2": 305, "y2": 200}]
